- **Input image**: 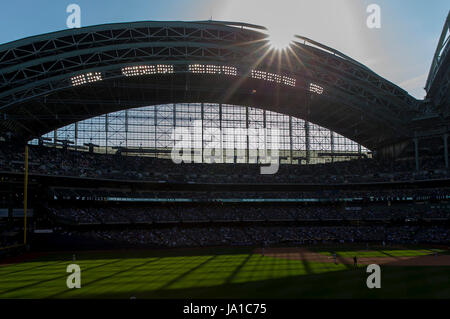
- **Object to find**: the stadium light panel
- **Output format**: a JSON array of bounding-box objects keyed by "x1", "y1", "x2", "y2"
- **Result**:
[
  {"x1": 188, "y1": 64, "x2": 237, "y2": 76},
  {"x1": 71, "y1": 72, "x2": 103, "y2": 86},
  {"x1": 156, "y1": 64, "x2": 174, "y2": 74},
  {"x1": 122, "y1": 65, "x2": 157, "y2": 76},
  {"x1": 282, "y1": 76, "x2": 296, "y2": 87},
  {"x1": 251, "y1": 70, "x2": 296, "y2": 87},
  {"x1": 309, "y1": 83, "x2": 324, "y2": 95},
  {"x1": 122, "y1": 64, "x2": 174, "y2": 77}
]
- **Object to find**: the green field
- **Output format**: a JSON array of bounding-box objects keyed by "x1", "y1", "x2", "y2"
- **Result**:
[{"x1": 1, "y1": 247, "x2": 449, "y2": 299}]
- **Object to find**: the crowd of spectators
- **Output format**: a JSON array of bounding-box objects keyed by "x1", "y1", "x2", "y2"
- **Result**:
[
  {"x1": 49, "y1": 204, "x2": 450, "y2": 224},
  {"x1": 52, "y1": 187, "x2": 450, "y2": 202},
  {"x1": 61, "y1": 225, "x2": 450, "y2": 247},
  {"x1": 0, "y1": 224, "x2": 21, "y2": 248},
  {"x1": 1, "y1": 143, "x2": 449, "y2": 184}
]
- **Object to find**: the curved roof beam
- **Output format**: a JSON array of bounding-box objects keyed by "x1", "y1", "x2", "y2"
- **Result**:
[{"x1": 0, "y1": 20, "x2": 421, "y2": 151}]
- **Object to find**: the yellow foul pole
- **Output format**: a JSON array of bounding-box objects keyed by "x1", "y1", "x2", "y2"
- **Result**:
[{"x1": 24, "y1": 145, "x2": 28, "y2": 245}]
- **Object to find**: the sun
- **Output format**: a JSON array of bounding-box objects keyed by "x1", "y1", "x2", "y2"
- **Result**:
[{"x1": 267, "y1": 28, "x2": 294, "y2": 50}]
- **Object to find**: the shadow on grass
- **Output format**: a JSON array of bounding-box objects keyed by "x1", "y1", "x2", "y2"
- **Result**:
[
  {"x1": 21, "y1": 247, "x2": 255, "y2": 263},
  {"x1": 378, "y1": 250, "x2": 402, "y2": 260},
  {"x1": 57, "y1": 266, "x2": 450, "y2": 299},
  {"x1": 0, "y1": 259, "x2": 123, "y2": 296},
  {"x1": 225, "y1": 253, "x2": 253, "y2": 284},
  {"x1": 47, "y1": 258, "x2": 163, "y2": 298}
]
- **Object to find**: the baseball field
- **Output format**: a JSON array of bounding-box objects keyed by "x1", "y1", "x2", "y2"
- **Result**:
[{"x1": 1, "y1": 245, "x2": 449, "y2": 299}]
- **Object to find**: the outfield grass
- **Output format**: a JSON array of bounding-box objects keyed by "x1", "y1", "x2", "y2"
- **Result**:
[{"x1": 0, "y1": 248, "x2": 449, "y2": 299}]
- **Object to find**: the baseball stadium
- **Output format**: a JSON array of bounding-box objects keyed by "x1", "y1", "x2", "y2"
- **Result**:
[{"x1": 0, "y1": 2, "x2": 449, "y2": 301}]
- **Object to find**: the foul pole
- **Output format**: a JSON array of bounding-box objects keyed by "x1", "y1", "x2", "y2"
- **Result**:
[{"x1": 24, "y1": 145, "x2": 28, "y2": 245}]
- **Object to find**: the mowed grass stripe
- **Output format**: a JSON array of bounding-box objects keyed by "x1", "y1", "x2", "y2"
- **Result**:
[
  {"x1": 55, "y1": 255, "x2": 217, "y2": 298},
  {"x1": 0, "y1": 260, "x2": 68, "y2": 276},
  {"x1": 0, "y1": 259, "x2": 123, "y2": 298},
  {"x1": 48, "y1": 257, "x2": 162, "y2": 298},
  {"x1": 0, "y1": 249, "x2": 449, "y2": 299}
]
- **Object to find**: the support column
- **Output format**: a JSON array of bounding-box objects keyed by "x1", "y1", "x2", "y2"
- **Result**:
[
  {"x1": 154, "y1": 106, "x2": 157, "y2": 157},
  {"x1": 330, "y1": 130, "x2": 334, "y2": 163},
  {"x1": 289, "y1": 116, "x2": 293, "y2": 164},
  {"x1": 105, "y1": 113, "x2": 109, "y2": 154},
  {"x1": 304, "y1": 92, "x2": 311, "y2": 165},
  {"x1": 263, "y1": 109, "x2": 267, "y2": 164},
  {"x1": 173, "y1": 104, "x2": 176, "y2": 136},
  {"x1": 74, "y1": 122, "x2": 78, "y2": 148},
  {"x1": 219, "y1": 104, "x2": 223, "y2": 163},
  {"x1": 246, "y1": 107, "x2": 249, "y2": 164},
  {"x1": 124, "y1": 110, "x2": 128, "y2": 150},
  {"x1": 201, "y1": 103, "x2": 204, "y2": 163},
  {"x1": 414, "y1": 137, "x2": 419, "y2": 171},
  {"x1": 444, "y1": 133, "x2": 449, "y2": 169},
  {"x1": 305, "y1": 121, "x2": 310, "y2": 164}
]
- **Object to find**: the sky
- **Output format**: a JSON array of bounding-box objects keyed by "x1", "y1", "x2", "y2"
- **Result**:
[{"x1": 0, "y1": 0, "x2": 448, "y2": 99}]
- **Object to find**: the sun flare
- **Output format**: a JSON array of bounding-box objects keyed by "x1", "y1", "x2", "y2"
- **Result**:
[{"x1": 267, "y1": 28, "x2": 294, "y2": 50}]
